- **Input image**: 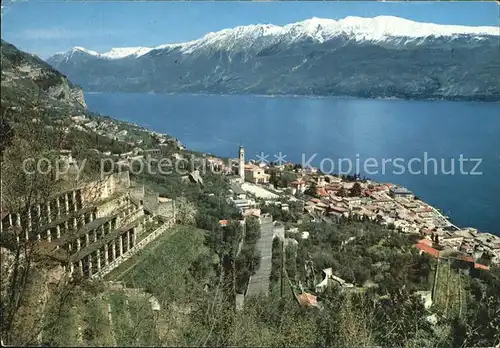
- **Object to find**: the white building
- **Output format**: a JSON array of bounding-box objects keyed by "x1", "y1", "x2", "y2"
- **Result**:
[{"x1": 238, "y1": 146, "x2": 245, "y2": 182}]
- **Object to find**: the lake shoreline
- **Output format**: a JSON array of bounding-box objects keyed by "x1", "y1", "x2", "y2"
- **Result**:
[
  {"x1": 84, "y1": 92, "x2": 500, "y2": 234},
  {"x1": 83, "y1": 90, "x2": 500, "y2": 104}
]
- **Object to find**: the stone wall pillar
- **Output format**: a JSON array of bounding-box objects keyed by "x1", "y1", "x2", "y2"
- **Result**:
[
  {"x1": 79, "y1": 260, "x2": 83, "y2": 276},
  {"x1": 73, "y1": 217, "x2": 78, "y2": 230},
  {"x1": 126, "y1": 230, "x2": 131, "y2": 252},
  {"x1": 47, "y1": 202, "x2": 51, "y2": 224},
  {"x1": 70, "y1": 262, "x2": 74, "y2": 275},
  {"x1": 64, "y1": 194, "x2": 69, "y2": 214},
  {"x1": 119, "y1": 236, "x2": 123, "y2": 256},
  {"x1": 112, "y1": 243, "x2": 116, "y2": 260},
  {"x1": 56, "y1": 225, "x2": 61, "y2": 239},
  {"x1": 72, "y1": 191, "x2": 77, "y2": 212},
  {"x1": 16, "y1": 214, "x2": 21, "y2": 228},
  {"x1": 56, "y1": 197, "x2": 61, "y2": 218},
  {"x1": 104, "y1": 244, "x2": 109, "y2": 265},
  {"x1": 173, "y1": 200, "x2": 176, "y2": 221},
  {"x1": 85, "y1": 233, "x2": 90, "y2": 246},
  {"x1": 77, "y1": 238, "x2": 81, "y2": 251},
  {"x1": 47, "y1": 229, "x2": 51, "y2": 242},
  {"x1": 37, "y1": 204, "x2": 41, "y2": 224},
  {"x1": 27, "y1": 209, "x2": 32, "y2": 232},
  {"x1": 88, "y1": 255, "x2": 93, "y2": 277},
  {"x1": 93, "y1": 230, "x2": 97, "y2": 242},
  {"x1": 96, "y1": 250, "x2": 101, "y2": 272},
  {"x1": 132, "y1": 228, "x2": 137, "y2": 247}
]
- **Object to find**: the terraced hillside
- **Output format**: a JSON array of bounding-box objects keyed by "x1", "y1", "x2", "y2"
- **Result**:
[{"x1": 431, "y1": 259, "x2": 469, "y2": 319}]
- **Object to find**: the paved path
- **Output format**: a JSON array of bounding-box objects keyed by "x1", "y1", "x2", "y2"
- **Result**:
[{"x1": 246, "y1": 215, "x2": 274, "y2": 296}]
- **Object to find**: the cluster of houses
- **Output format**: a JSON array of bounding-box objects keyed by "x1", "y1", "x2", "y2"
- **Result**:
[
  {"x1": 303, "y1": 176, "x2": 499, "y2": 268},
  {"x1": 415, "y1": 229, "x2": 500, "y2": 270},
  {"x1": 71, "y1": 114, "x2": 130, "y2": 141},
  {"x1": 227, "y1": 184, "x2": 262, "y2": 218},
  {"x1": 294, "y1": 175, "x2": 436, "y2": 229},
  {"x1": 69, "y1": 114, "x2": 185, "y2": 153},
  {"x1": 219, "y1": 147, "x2": 500, "y2": 269}
]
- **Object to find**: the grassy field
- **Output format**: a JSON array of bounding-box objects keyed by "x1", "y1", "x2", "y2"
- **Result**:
[
  {"x1": 106, "y1": 225, "x2": 197, "y2": 280},
  {"x1": 106, "y1": 224, "x2": 215, "y2": 302}
]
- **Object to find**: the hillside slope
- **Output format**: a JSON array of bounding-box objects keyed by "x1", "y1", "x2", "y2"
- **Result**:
[{"x1": 0, "y1": 40, "x2": 180, "y2": 346}]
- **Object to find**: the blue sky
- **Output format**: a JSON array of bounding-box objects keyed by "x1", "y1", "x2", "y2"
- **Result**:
[{"x1": 2, "y1": 1, "x2": 499, "y2": 59}]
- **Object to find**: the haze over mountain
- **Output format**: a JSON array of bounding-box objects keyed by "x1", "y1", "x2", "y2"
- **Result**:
[{"x1": 47, "y1": 16, "x2": 500, "y2": 101}]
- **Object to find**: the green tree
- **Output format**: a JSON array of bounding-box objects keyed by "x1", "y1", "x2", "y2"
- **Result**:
[
  {"x1": 304, "y1": 182, "x2": 318, "y2": 198},
  {"x1": 338, "y1": 187, "x2": 348, "y2": 197},
  {"x1": 350, "y1": 182, "x2": 362, "y2": 197}
]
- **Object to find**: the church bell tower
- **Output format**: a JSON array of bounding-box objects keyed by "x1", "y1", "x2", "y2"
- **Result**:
[{"x1": 238, "y1": 145, "x2": 245, "y2": 181}]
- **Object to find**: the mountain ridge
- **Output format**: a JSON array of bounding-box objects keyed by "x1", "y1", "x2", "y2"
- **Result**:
[
  {"x1": 53, "y1": 16, "x2": 499, "y2": 60},
  {"x1": 46, "y1": 16, "x2": 500, "y2": 101}
]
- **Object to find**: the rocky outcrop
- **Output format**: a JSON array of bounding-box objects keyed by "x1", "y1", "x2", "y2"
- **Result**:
[
  {"x1": 70, "y1": 87, "x2": 87, "y2": 108},
  {"x1": 1, "y1": 39, "x2": 87, "y2": 111},
  {"x1": 46, "y1": 77, "x2": 87, "y2": 109}
]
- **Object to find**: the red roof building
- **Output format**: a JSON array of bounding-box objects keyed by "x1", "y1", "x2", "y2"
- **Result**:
[
  {"x1": 474, "y1": 263, "x2": 490, "y2": 271},
  {"x1": 456, "y1": 254, "x2": 474, "y2": 263},
  {"x1": 297, "y1": 292, "x2": 319, "y2": 308},
  {"x1": 317, "y1": 187, "x2": 329, "y2": 197},
  {"x1": 329, "y1": 206, "x2": 349, "y2": 214},
  {"x1": 326, "y1": 184, "x2": 341, "y2": 191},
  {"x1": 418, "y1": 239, "x2": 433, "y2": 247},
  {"x1": 415, "y1": 243, "x2": 440, "y2": 258}
]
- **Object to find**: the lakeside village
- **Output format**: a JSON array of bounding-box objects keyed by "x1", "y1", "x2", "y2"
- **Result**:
[
  {"x1": 72, "y1": 114, "x2": 500, "y2": 268},
  {"x1": 218, "y1": 148, "x2": 500, "y2": 270},
  {"x1": 3, "y1": 112, "x2": 498, "y2": 284}
]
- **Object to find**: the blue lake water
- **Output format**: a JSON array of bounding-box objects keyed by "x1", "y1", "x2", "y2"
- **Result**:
[{"x1": 85, "y1": 93, "x2": 500, "y2": 234}]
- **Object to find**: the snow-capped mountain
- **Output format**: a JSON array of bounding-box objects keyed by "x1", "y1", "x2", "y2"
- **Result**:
[
  {"x1": 47, "y1": 16, "x2": 500, "y2": 101},
  {"x1": 62, "y1": 46, "x2": 155, "y2": 60}
]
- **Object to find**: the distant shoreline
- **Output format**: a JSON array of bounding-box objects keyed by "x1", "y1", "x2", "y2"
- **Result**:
[{"x1": 83, "y1": 91, "x2": 500, "y2": 104}]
